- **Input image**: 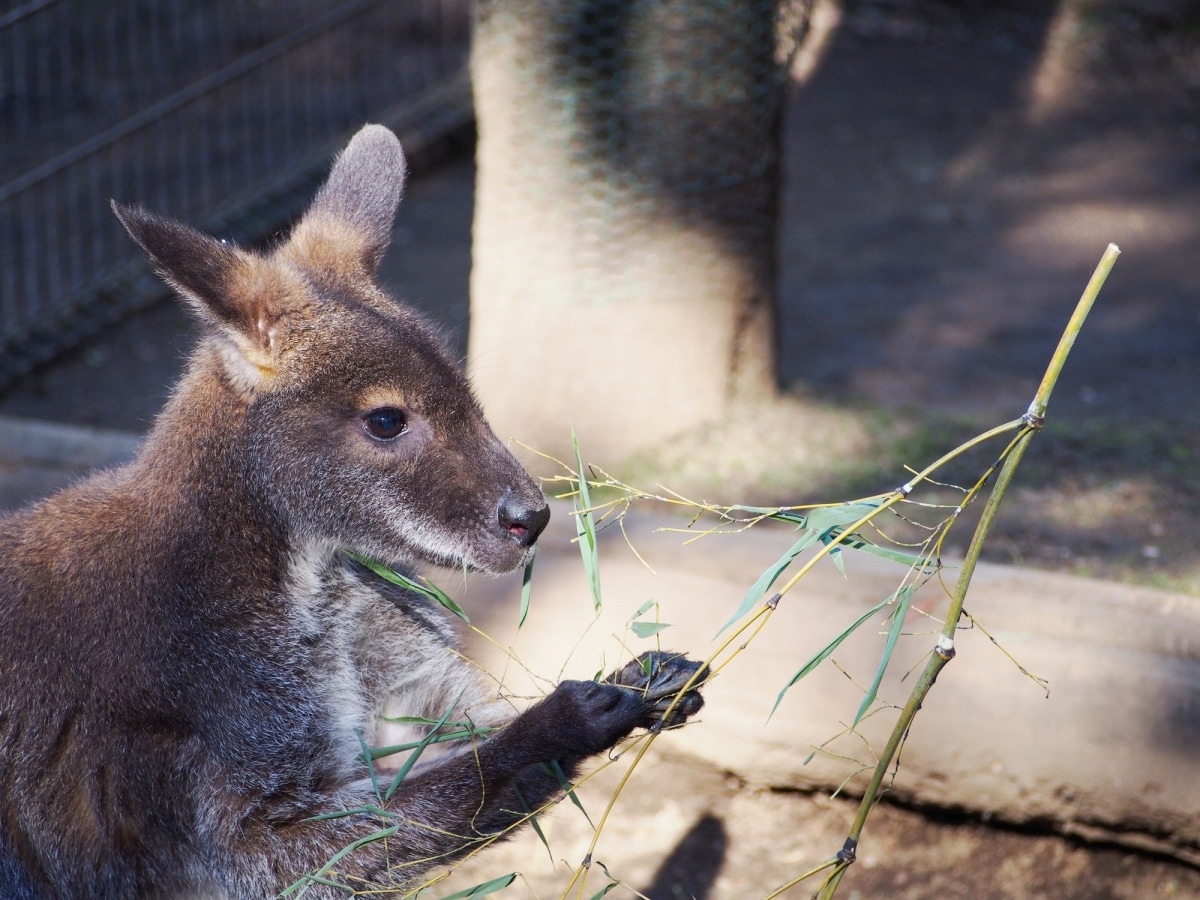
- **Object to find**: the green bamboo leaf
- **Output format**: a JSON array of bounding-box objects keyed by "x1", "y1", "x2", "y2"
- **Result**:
[
  {"x1": 770, "y1": 595, "x2": 893, "y2": 718},
  {"x1": 825, "y1": 527, "x2": 940, "y2": 571},
  {"x1": 716, "y1": 529, "x2": 820, "y2": 636},
  {"x1": 717, "y1": 501, "x2": 894, "y2": 638},
  {"x1": 725, "y1": 503, "x2": 807, "y2": 521},
  {"x1": 851, "y1": 584, "x2": 917, "y2": 727},
  {"x1": 518, "y1": 557, "x2": 535, "y2": 629},
  {"x1": 385, "y1": 691, "x2": 464, "y2": 801},
  {"x1": 572, "y1": 430, "x2": 602, "y2": 613},
  {"x1": 354, "y1": 728, "x2": 381, "y2": 802},
  {"x1": 419, "y1": 577, "x2": 471, "y2": 624},
  {"x1": 588, "y1": 861, "x2": 622, "y2": 899},
  {"x1": 512, "y1": 784, "x2": 553, "y2": 862},
  {"x1": 630, "y1": 620, "x2": 672, "y2": 639},
  {"x1": 826, "y1": 540, "x2": 846, "y2": 575},
  {"x1": 629, "y1": 598, "x2": 656, "y2": 620},
  {"x1": 305, "y1": 804, "x2": 391, "y2": 822},
  {"x1": 365, "y1": 727, "x2": 490, "y2": 759},
  {"x1": 549, "y1": 759, "x2": 593, "y2": 827},
  {"x1": 804, "y1": 500, "x2": 883, "y2": 534},
  {"x1": 437, "y1": 872, "x2": 518, "y2": 898},
  {"x1": 279, "y1": 825, "x2": 400, "y2": 897},
  {"x1": 345, "y1": 551, "x2": 469, "y2": 623}
]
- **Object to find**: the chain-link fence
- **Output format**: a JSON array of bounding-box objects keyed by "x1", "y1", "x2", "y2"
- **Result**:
[{"x1": 0, "y1": 0, "x2": 470, "y2": 388}]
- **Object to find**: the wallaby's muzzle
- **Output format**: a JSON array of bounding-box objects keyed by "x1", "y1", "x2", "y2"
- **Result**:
[{"x1": 498, "y1": 493, "x2": 551, "y2": 548}]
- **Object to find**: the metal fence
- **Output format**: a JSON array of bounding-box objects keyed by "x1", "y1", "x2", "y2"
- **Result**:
[{"x1": 0, "y1": 0, "x2": 471, "y2": 387}]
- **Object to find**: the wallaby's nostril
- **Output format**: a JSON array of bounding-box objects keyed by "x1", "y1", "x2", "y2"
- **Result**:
[{"x1": 498, "y1": 496, "x2": 550, "y2": 547}]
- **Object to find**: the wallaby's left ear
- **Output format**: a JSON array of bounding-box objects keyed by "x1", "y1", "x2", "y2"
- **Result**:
[{"x1": 298, "y1": 124, "x2": 407, "y2": 274}]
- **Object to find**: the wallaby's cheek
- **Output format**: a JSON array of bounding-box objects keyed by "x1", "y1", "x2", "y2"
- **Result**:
[{"x1": 397, "y1": 446, "x2": 544, "y2": 574}]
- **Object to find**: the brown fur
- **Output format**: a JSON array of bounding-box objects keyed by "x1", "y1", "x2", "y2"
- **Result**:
[{"x1": 0, "y1": 125, "x2": 705, "y2": 898}]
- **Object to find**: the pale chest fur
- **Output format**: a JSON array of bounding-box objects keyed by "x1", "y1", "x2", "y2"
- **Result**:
[{"x1": 284, "y1": 548, "x2": 514, "y2": 774}]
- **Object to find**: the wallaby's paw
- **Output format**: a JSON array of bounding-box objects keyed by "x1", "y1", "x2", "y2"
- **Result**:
[
  {"x1": 535, "y1": 679, "x2": 648, "y2": 759},
  {"x1": 606, "y1": 650, "x2": 709, "y2": 731}
]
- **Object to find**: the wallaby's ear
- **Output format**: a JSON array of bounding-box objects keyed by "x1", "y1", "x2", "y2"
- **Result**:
[
  {"x1": 294, "y1": 124, "x2": 407, "y2": 274},
  {"x1": 112, "y1": 202, "x2": 247, "y2": 321},
  {"x1": 113, "y1": 202, "x2": 306, "y2": 384}
]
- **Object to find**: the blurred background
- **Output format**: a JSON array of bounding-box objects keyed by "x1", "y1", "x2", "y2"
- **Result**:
[{"x1": 1, "y1": 0, "x2": 1198, "y2": 590}]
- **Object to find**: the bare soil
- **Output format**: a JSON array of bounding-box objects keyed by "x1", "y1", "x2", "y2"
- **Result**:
[{"x1": 431, "y1": 752, "x2": 1200, "y2": 900}]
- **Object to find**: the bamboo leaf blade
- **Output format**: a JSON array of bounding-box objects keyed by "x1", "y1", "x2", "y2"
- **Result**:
[
  {"x1": 572, "y1": 430, "x2": 603, "y2": 613},
  {"x1": 771, "y1": 595, "x2": 893, "y2": 718},
  {"x1": 851, "y1": 584, "x2": 917, "y2": 728}
]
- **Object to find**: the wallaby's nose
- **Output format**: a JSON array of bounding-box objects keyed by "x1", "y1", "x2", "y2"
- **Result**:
[{"x1": 498, "y1": 495, "x2": 550, "y2": 547}]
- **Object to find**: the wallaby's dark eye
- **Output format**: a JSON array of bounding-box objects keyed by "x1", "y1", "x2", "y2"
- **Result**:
[{"x1": 362, "y1": 407, "x2": 408, "y2": 441}]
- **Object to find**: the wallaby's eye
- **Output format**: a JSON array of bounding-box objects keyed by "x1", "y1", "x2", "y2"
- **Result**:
[{"x1": 362, "y1": 407, "x2": 408, "y2": 441}]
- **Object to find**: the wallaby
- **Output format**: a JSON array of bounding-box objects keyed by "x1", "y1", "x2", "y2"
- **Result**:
[{"x1": 0, "y1": 124, "x2": 706, "y2": 898}]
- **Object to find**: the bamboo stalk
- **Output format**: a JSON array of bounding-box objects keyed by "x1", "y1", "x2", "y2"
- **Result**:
[{"x1": 812, "y1": 244, "x2": 1119, "y2": 898}]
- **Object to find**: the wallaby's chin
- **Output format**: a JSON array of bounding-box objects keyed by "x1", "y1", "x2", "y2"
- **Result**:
[
  {"x1": 417, "y1": 537, "x2": 538, "y2": 577},
  {"x1": 354, "y1": 526, "x2": 538, "y2": 578},
  {"x1": 396, "y1": 488, "x2": 549, "y2": 576}
]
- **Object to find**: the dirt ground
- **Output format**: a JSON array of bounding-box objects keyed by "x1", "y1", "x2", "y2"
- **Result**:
[
  {"x1": 1, "y1": 1, "x2": 1198, "y2": 897},
  {"x1": 429, "y1": 751, "x2": 1200, "y2": 900}
]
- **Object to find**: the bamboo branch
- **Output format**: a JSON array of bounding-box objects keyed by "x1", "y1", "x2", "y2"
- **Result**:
[{"x1": 813, "y1": 244, "x2": 1119, "y2": 898}]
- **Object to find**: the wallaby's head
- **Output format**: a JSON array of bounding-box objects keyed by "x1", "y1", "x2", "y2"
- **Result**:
[{"x1": 112, "y1": 125, "x2": 548, "y2": 575}]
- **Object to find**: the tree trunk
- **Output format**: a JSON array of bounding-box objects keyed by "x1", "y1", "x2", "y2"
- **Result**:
[{"x1": 469, "y1": 0, "x2": 787, "y2": 464}]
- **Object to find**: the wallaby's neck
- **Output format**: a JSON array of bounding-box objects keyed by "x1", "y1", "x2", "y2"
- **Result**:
[{"x1": 121, "y1": 348, "x2": 303, "y2": 589}]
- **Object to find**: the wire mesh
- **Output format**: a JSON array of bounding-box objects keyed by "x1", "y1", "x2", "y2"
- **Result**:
[
  {"x1": 466, "y1": 0, "x2": 810, "y2": 458},
  {"x1": 0, "y1": 0, "x2": 470, "y2": 387}
]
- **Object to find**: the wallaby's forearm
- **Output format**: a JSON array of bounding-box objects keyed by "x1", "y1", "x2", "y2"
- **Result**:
[{"x1": 250, "y1": 683, "x2": 627, "y2": 892}]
